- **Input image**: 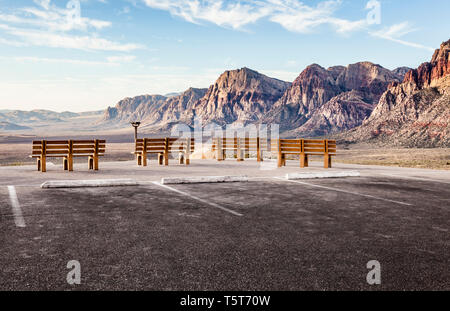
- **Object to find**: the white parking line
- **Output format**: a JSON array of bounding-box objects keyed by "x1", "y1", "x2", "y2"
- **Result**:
[
  {"x1": 274, "y1": 177, "x2": 413, "y2": 206},
  {"x1": 379, "y1": 173, "x2": 450, "y2": 185},
  {"x1": 152, "y1": 182, "x2": 243, "y2": 217},
  {"x1": 7, "y1": 186, "x2": 26, "y2": 228}
]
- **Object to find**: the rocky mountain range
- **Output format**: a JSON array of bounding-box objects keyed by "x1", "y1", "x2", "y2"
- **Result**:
[
  {"x1": 2, "y1": 39, "x2": 448, "y2": 148},
  {"x1": 101, "y1": 63, "x2": 408, "y2": 136},
  {"x1": 343, "y1": 39, "x2": 450, "y2": 147},
  {"x1": 262, "y1": 61, "x2": 406, "y2": 136},
  {"x1": 102, "y1": 67, "x2": 291, "y2": 130}
]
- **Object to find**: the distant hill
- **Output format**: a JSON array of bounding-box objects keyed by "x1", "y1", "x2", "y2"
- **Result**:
[
  {"x1": 0, "y1": 110, "x2": 103, "y2": 132},
  {"x1": 0, "y1": 121, "x2": 31, "y2": 131}
]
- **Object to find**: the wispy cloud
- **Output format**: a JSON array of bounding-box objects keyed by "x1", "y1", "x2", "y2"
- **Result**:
[
  {"x1": 106, "y1": 55, "x2": 136, "y2": 63},
  {"x1": 268, "y1": 0, "x2": 367, "y2": 34},
  {"x1": 1, "y1": 55, "x2": 136, "y2": 66},
  {"x1": 370, "y1": 22, "x2": 435, "y2": 52},
  {"x1": 143, "y1": 0, "x2": 272, "y2": 29},
  {"x1": 142, "y1": 0, "x2": 366, "y2": 33},
  {"x1": 0, "y1": 0, "x2": 143, "y2": 52},
  {"x1": 142, "y1": 0, "x2": 431, "y2": 51}
]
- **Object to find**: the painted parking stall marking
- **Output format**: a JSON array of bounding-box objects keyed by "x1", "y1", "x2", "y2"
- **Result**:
[
  {"x1": 152, "y1": 181, "x2": 243, "y2": 217},
  {"x1": 7, "y1": 186, "x2": 26, "y2": 228},
  {"x1": 274, "y1": 177, "x2": 413, "y2": 206}
]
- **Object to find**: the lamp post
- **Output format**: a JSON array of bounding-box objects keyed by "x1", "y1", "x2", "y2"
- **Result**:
[{"x1": 130, "y1": 122, "x2": 141, "y2": 141}]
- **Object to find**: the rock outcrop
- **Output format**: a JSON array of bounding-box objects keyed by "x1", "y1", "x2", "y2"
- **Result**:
[
  {"x1": 102, "y1": 68, "x2": 290, "y2": 129},
  {"x1": 343, "y1": 39, "x2": 450, "y2": 147},
  {"x1": 262, "y1": 62, "x2": 403, "y2": 135},
  {"x1": 100, "y1": 60, "x2": 419, "y2": 139},
  {"x1": 193, "y1": 67, "x2": 290, "y2": 125},
  {"x1": 392, "y1": 67, "x2": 413, "y2": 79},
  {"x1": 102, "y1": 94, "x2": 168, "y2": 124}
]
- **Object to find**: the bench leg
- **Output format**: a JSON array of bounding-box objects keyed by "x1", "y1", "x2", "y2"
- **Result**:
[
  {"x1": 142, "y1": 153, "x2": 148, "y2": 167},
  {"x1": 41, "y1": 156, "x2": 46, "y2": 172},
  {"x1": 89, "y1": 156, "x2": 94, "y2": 170},
  {"x1": 301, "y1": 154, "x2": 308, "y2": 168},
  {"x1": 179, "y1": 152, "x2": 185, "y2": 165},
  {"x1": 164, "y1": 152, "x2": 169, "y2": 166},
  {"x1": 277, "y1": 154, "x2": 284, "y2": 168},
  {"x1": 137, "y1": 154, "x2": 142, "y2": 166},
  {"x1": 64, "y1": 157, "x2": 69, "y2": 171},
  {"x1": 158, "y1": 153, "x2": 164, "y2": 166},
  {"x1": 94, "y1": 155, "x2": 99, "y2": 171},
  {"x1": 324, "y1": 155, "x2": 332, "y2": 169},
  {"x1": 68, "y1": 155, "x2": 73, "y2": 172},
  {"x1": 300, "y1": 153, "x2": 308, "y2": 168},
  {"x1": 37, "y1": 158, "x2": 41, "y2": 172}
]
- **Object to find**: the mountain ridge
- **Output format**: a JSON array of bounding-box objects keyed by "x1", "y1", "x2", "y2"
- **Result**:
[{"x1": 341, "y1": 39, "x2": 450, "y2": 147}]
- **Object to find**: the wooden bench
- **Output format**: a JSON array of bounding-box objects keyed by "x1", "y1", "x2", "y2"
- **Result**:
[
  {"x1": 31, "y1": 139, "x2": 106, "y2": 172},
  {"x1": 212, "y1": 137, "x2": 267, "y2": 162},
  {"x1": 272, "y1": 139, "x2": 337, "y2": 168},
  {"x1": 135, "y1": 137, "x2": 194, "y2": 166}
]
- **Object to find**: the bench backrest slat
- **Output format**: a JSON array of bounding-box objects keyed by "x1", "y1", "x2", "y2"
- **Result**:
[
  {"x1": 135, "y1": 137, "x2": 195, "y2": 154},
  {"x1": 32, "y1": 139, "x2": 105, "y2": 157}
]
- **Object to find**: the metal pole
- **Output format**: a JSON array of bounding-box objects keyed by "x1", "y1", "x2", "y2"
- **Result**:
[{"x1": 130, "y1": 122, "x2": 141, "y2": 141}]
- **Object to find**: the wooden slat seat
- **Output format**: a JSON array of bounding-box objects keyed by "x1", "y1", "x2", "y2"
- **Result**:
[
  {"x1": 30, "y1": 139, "x2": 106, "y2": 172},
  {"x1": 272, "y1": 139, "x2": 337, "y2": 168},
  {"x1": 212, "y1": 137, "x2": 266, "y2": 162},
  {"x1": 135, "y1": 137, "x2": 194, "y2": 167}
]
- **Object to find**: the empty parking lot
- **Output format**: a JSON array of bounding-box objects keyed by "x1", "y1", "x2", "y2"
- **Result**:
[{"x1": 0, "y1": 160, "x2": 449, "y2": 290}]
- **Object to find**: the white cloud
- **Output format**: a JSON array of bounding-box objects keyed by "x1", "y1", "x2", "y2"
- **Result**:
[
  {"x1": 371, "y1": 22, "x2": 416, "y2": 39},
  {"x1": 2, "y1": 56, "x2": 118, "y2": 66},
  {"x1": 107, "y1": 55, "x2": 136, "y2": 63},
  {"x1": 143, "y1": 0, "x2": 272, "y2": 29},
  {"x1": 142, "y1": 0, "x2": 433, "y2": 52},
  {"x1": 2, "y1": 4, "x2": 112, "y2": 32},
  {"x1": 142, "y1": 0, "x2": 366, "y2": 33},
  {"x1": 0, "y1": 23, "x2": 142, "y2": 51},
  {"x1": 269, "y1": 0, "x2": 367, "y2": 34},
  {"x1": 370, "y1": 22, "x2": 434, "y2": 52},
  {"x1": 0, "y1": 1, "x2": 142, "y2": 52}
]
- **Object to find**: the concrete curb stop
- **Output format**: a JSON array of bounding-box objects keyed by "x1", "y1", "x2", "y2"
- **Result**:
[
  {"x1": 286, "y1": 171, "x2": 361, "y2": 180},
  {"x1": 41, "y1": 179, "x2": 139, "y2": 189},
  {"x1": 161, "y1": 175, "x2": 249, "y2": 185}
]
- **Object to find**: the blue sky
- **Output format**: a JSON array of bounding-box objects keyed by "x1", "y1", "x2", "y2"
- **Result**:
[{"x1": 0, "y1": 0, "x2": 449, "y2": 112}]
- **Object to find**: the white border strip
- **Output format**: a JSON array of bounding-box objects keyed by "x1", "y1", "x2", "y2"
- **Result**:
[
  {"x1": 286, "y1": 171, "x2": 360, "y2": 180},
  {"x1": 41, "y1": 179, "x2": 138, "y2": 189},
  {"x1": 161, "y1": 175, "x2": 248, "y2": 185},
  {"x1": 274, "y1": 177, "x2": 412, "y2": 206},
  {"x1": 7, "y1": 186, "x2": 26, "y2": 228},
  {"x1": 152, "y1": 182, "x2": 243, "y2": 217}
]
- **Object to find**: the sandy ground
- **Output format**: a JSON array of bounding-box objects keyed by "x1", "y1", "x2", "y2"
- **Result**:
[
  {"x1": 1, "y1": 142, "x2": 449, "y2": 170},
  {"x1": 335, "y1": 147, "x2": 450, "y2": 170}
]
